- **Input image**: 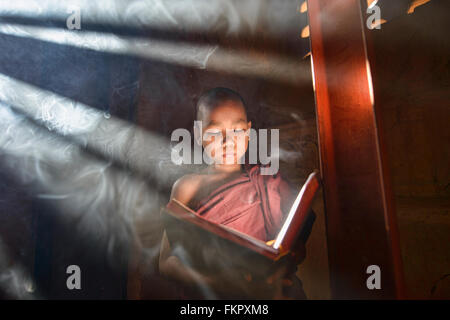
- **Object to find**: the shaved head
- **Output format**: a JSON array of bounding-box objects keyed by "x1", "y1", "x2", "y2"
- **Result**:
[{"x1": 196, "y1": 87, "x2": 247, "y2": 122}]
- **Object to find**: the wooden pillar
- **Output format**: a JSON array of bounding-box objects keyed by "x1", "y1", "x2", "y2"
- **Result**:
[{"x1": 307, "y1": 0, "x2": 406, "y2": 299}]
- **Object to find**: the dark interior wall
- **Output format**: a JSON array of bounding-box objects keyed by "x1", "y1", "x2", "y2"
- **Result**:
[
  {"x1": 372, "y1": 1, "x2": 449, "y2": 199},
  {"x1": 369, "y1": 1, "x2": 450, "y2": 298}
]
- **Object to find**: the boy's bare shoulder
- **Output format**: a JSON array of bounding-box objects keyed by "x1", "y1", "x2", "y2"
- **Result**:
[
  {"x1": 170, "y1": 173, "x2": 205, "y2": 205},
  {"x1": 172, "y1": 173, "x2": 203, "y2": 190}
]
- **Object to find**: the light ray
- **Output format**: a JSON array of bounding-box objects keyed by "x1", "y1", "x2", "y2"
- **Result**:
[{"x1": 0, "y1": 23, "x2": 310, "y2": 85}]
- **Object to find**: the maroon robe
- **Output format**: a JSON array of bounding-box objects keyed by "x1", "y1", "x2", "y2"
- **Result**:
[
  {"x1": 194, "y1": 165, "x2": 295, "y2": 241},
  {"x1": 165, "y1": 165, "x2": 307, "y2": 299}
]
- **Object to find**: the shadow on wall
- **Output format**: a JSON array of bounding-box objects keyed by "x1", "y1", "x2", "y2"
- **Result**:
[{"x1": 370, "y1": 1, "x2": 450, "y2": 299}]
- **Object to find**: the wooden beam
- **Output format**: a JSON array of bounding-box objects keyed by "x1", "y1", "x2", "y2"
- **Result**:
[{"x1": 307, "y1": 0, "x2": 406, "y2": 299}]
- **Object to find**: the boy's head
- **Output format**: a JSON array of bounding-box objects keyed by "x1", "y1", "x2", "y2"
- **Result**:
[{"x1": 195, "y1": 87, "x2": 251, "y2": 165}]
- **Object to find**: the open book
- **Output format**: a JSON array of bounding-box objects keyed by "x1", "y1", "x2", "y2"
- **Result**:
[{"x1": 163, "y1": 171, "x2": 321, "y2": 263}]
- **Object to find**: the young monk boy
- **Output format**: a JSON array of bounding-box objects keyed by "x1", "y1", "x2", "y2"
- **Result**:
[{"x1": 159, "y1": 87, "x2": 306, "y2": 299}]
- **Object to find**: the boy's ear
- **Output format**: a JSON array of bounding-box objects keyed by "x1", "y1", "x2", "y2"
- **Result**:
[{"x1": 246, "y1": 121, "x2": 252, "y2": 140}]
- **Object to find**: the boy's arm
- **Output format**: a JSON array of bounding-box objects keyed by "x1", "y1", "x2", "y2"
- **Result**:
[
  {"x1": 159, "y1": 175, "x2": 218, "y2": 290},
  {"x1": 160, "y1": 230, "x2": 283, "y2": 298},
  {"x1": 159, "y1": 230, "x2": 213, "y2": 288}
]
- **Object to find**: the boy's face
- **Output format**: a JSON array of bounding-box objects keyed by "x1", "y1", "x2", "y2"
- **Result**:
[{"x1": 201, "y1": 100, "x2": 251, "y2": 165}]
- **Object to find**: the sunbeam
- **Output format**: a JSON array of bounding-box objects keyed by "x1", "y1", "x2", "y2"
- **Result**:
[
  {"x1": 0, "y1": 23, "x2": 310, "y2": 85},
  {"x1": 0, "y1": 74, "x2": 185, "y2": 189}
]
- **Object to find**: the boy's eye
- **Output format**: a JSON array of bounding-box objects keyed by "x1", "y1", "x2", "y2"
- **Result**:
[{"x1": 204, "y1": 130, "x2": 222, "y2": 137}]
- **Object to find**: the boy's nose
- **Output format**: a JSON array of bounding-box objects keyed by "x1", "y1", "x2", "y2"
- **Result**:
[
  {"x1": 223, "y1": 135, "x2": 235, "y2": 148},
  {"x1": 223, "y1": 130, "x2": 237, "y2": 143}
]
